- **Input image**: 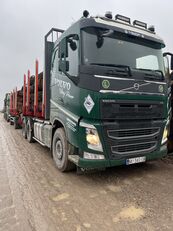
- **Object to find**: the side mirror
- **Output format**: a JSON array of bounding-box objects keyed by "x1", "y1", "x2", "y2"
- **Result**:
[
  {"x1": 59, "y1": 60, "x2": 69, "y2": 72},
  {"x1": 68, "y1": 39, "x2": 77, "y2": 51},
  {"x1": 163, "y1": 52, "x2": 173, "y2": 70},
  {"x1": 96, "y1": 29, "x2": 114, "y2": 49},
  {"x1": 171, "y1": 55, "x2": 173, "y2": 70}
]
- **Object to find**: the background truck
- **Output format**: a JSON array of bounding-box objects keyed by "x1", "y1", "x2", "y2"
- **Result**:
[
  {"x1": 9, "y1": 88, "x2": 23, "y2": 128},
  {"x1": 3, "y1": 93, "x2": 10, "y2": 121},
  {"x1": 11, "y1": 11, "x2": 173, "y2": 171}
]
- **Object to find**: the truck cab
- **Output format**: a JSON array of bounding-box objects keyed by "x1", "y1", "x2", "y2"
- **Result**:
[{"x1": 46, "y1": 12, "x2": 170, "y2": 171}]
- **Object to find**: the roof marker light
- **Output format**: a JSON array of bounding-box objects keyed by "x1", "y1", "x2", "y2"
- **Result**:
[
  {"x1": 83, "y1": 10, "x2": 89, "y2": 18},
  {"x1": 105, "y1": 11, "x2": 113, "y2": 19},
  {"x1": 148, "y1": 25, "x2": 155, "y2": 33},
  {"x1": 115, "y1": 14, "x2": 131, "y2": 24},
  {"x1": 133, "y1": 20, "x2": 147, "y2": 29}
]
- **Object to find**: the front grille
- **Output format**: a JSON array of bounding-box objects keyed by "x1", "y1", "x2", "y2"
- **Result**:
[
  {"x1": 108, "y1": 127, "x2": 160, "y2": 140},
  {"x1": 102, "y1": 121, "x2": 163, "y2": 160},
  {"x1": 111, "y1": 141, "x2": 157, "y2": 155},
  {"x1": 101, "y1": 99, "x2": 164, "y2": 120}
]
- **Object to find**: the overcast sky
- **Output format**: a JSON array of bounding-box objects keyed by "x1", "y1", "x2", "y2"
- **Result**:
[{"x1": 0, "y1": 0, "x2": 172, "y2": 109}]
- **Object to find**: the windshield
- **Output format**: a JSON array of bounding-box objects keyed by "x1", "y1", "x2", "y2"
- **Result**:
[{"x1": 81, "y1": 27, "x2": 165, "y2": 74}]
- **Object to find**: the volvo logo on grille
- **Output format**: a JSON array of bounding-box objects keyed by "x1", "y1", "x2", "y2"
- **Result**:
[{"x1": 134, "y1": 83, "x2": 140, "y2": 90}]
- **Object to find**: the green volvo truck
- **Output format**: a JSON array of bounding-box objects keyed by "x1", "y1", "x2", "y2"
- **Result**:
[{"x1": 23, "y1": 11, "x2": 172, "y2": 172}]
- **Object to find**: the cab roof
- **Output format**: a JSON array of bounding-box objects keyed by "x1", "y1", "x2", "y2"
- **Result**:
[{"x1": 55, "y1": 15, "x2": 165, "y2": 48}]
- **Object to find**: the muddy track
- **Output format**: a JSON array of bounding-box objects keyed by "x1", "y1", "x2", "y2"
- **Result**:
[{"x1": 1, "y1": 114, "x2": 173, "y2": 231}]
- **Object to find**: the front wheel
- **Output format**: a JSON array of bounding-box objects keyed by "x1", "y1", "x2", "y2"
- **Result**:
[
  {"x1": 22, "y1": 119, "x2": 27, "y2": 139},
  {"x1": 26, "y1": 119, "x2": 34, "y2": 143},
  {"x1": 52, "y1": 128, "x2": 75, "y2": 172}
]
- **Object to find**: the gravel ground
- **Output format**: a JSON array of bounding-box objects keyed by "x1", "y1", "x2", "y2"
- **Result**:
[{"x1": 1, "y1": 113, "x2": 173, "y2": 231}]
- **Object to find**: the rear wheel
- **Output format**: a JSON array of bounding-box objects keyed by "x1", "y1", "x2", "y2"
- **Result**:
[
  {"x1": 52, "y1": 128, "x2": 75, "y2": 172},
  {"x1": 10, "y1": 120, "x2": 13, "y2": 125},
  {"x1": 14, "y1": 118, "x2": 19, "y2": 129},
  {"x1": 22, "y1": 119, "x2": 27, "y2": 139},
  {"x1": 26, "y1": 119, "x2": 34, "y2": 143}
]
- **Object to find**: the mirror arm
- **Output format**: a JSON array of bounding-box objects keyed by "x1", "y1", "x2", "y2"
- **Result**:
[
  {"x1": 163, "y1": 52, "x2": 173, "y2": 57},
  {"x1": 102, "y1": 29, "x2": 114, "y2": 37}
]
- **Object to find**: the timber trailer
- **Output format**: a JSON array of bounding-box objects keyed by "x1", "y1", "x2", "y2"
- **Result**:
[
  {"x1": 20, "y1": 11, "x2": 173, "y2": 172},
  {"x1": 9, "y1": 88, "x2": 23, "y2": 128}
]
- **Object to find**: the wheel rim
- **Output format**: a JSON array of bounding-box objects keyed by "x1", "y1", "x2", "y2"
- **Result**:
[{"x1": 55, "y1": 140, "x2": 63, "y2": 160}]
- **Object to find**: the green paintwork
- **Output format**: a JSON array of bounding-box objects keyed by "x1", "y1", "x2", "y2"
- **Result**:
[
  {"x1": 77, "y1": 144, "x2": 167, "y2": 169},
  {"x1": 49, "y1": 18, "x2": 169, "y2": 169},
  {"x1": 50, "y1": 78, "x2": 168, "y2": 167}
]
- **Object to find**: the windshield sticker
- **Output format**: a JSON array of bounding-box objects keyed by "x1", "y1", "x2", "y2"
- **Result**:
[
  {"x1": 102, "y1": 80, "x2": 110, "y2": 89},
  {"x1": 84, "y1": 95, "x2": 95, "y2": 114}
]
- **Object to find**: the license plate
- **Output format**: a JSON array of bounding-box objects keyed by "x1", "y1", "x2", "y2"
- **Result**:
[{"x1": 126, "y1": 156, "x2": 146, "y2": 165}]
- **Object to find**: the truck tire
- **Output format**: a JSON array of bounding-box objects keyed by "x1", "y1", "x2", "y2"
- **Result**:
[
  {"x1": 10, "y1": 120, "x2": 13, "y2": 125},
  {"x1": 7, "y1": 115, "x2": 10, "y2": 122},
  {"x1": 26, "y1": 119, "x2": 34, "y2": 143},
  {"x1": 22, "y1": 119, "x2": 27, "y2": 139},
  {"x1": 14, "y1": 118, "x2": 18, "y2": 129},
  {"x1": 4, "y1": 113, "x2": 7, "y2": 121},
  {"x1": 52, "y1": 128, "x2": 75, "y2": 172}
]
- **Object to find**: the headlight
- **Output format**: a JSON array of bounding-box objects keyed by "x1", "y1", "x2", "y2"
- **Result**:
[
  {"x1": 86, "y1": 128, "x2": 103, "y2": 152},
  {"x1": 161, "y1": 126, "x2": 168, "y2": 145}
]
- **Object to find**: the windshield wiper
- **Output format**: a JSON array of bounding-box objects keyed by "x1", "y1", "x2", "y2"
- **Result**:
[
  {"x1": 90, "y1": 63, "x2": 132, "y2": 76},
  {"x1": 133, "y1": 68, "x2": 164, "y2": 80},
  {"x1": 134, "y1": 68, "x2": 162, "y2": 73}
]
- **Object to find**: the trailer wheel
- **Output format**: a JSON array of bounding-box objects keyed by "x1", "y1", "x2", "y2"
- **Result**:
[
  {"x1": 4, "y1": 113, "x2": 7, "y2": 121},
  {"x1": 14, "y1": 118, "x2": 19, "y2": 129},
  {"x1": 52, "y1": 128, "x2": 75, "y2": 172},
  {"x1": 26, "y1": 119, "x2": 34, "y2": 143},
  {"x1": 6, "y1": 115, "x2": 9, "y2": 122},
  {"x1": 10, "y1": 120, "x2": 13, "y2": 125},
  {"x1": 22, "y1": 119, "x2": 27, "y2": 139}
]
